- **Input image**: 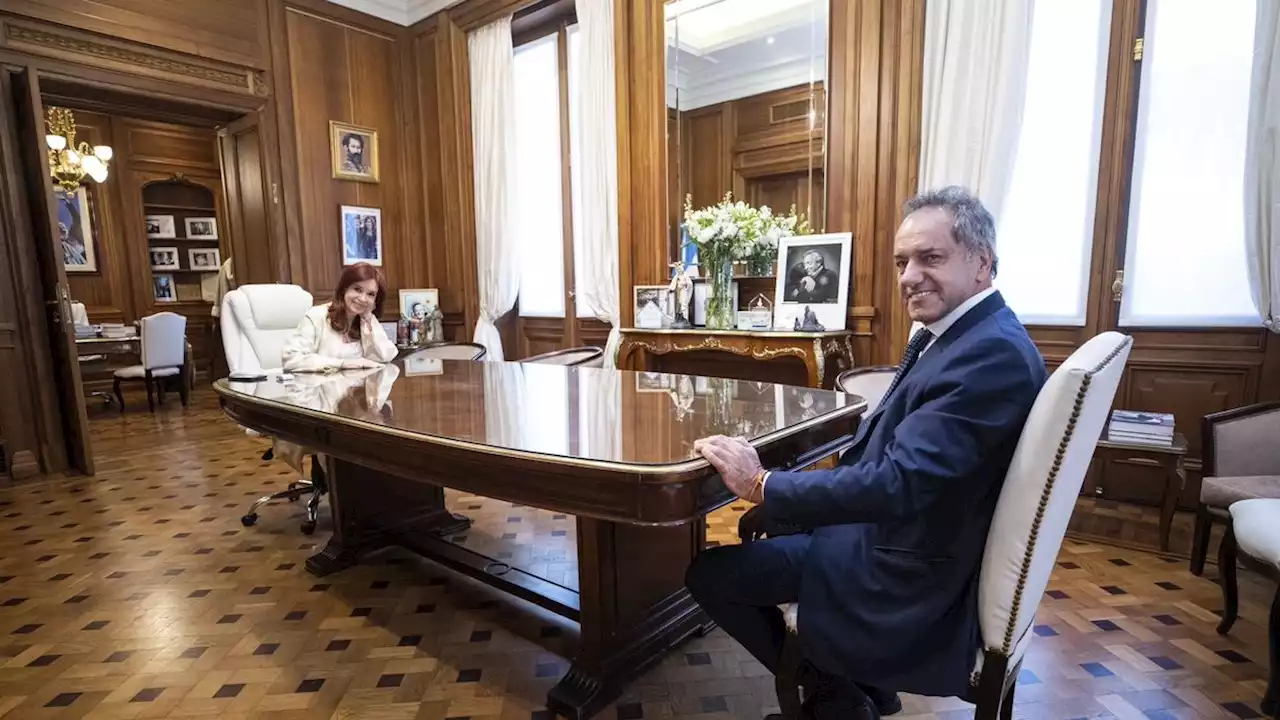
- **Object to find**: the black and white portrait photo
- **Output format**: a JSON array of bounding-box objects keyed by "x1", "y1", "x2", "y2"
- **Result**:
[
  {"x1": 185, "y1": 217, "x2": 218, "y2": 240},
  {"x1": 189, "y1": 248, "x2": 221, "y2": 270},
  {"x1": 145, "y1": 214, "x2": 175, "y2": 239},
  {"x1": 783, "y1": 245, "x2": 842, "y2": 304},
  {"x1": 341, "y1": 205, "x2": 383, "y2": 266},
  {"x1": 772, "y1": 233, "x2": 853, "y2": 331},
  {"x1": 633, "y1": 286, "x2": 671, "y2": 329},
  {"x1": 150, "y1": 247, "x2": 180, "y2": 271},
  {"x1": 330, "y1": 121, "x2": 380, "y2": 183}
]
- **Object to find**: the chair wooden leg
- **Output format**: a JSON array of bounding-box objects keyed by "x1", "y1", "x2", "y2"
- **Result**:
[
  {"x1": 774, "y1": 629, "x2": 804, "y2": 720},
  {"x1": 113, "y1": 378, "x2": 124, "y2": 411},
  {"x1": 1263, "y1": 585, "x2": 1279, "y2": 718},
  {"x1": 1216, "y1": 525, "x2": 1238, "y2": 636},
  {"x1": 1191, "y1": 508, "x2": 1213, "y2": 576},
  {"x1": 1000, "y1": 682, "x2": 1015, "y2": 720},
  {"x1": 145, "y1": 374, "x2": 155, "y2": 413},
  {"x1": 178, "y1": 364, "x2": 189, "y2": 407}
]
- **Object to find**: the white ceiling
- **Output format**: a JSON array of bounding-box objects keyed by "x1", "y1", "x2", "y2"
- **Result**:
[
  {"x1": 323, "y1": 0, "x2": 464, "y2": 26},
  {"x1": 666, "y1": 0, "x2": 827, "y2": 110}
]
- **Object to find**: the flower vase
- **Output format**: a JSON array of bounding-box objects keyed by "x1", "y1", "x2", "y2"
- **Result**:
[{"x1": 705, "y1": 257, "x2": 735, "y2": 330}]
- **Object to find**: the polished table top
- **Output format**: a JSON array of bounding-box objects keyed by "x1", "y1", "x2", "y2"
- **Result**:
[{"x1": 214, "y1": 361, "x2": 866, "y2": 473}]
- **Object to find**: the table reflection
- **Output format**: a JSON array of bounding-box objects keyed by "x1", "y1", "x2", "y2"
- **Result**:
[{"x1": 219, "y1": 361, "x2": 861, "y2": 468}]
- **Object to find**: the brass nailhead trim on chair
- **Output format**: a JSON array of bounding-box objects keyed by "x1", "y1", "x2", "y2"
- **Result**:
[{"x1": 972, "y1": 336, "x2": 1134, "y2": 687}]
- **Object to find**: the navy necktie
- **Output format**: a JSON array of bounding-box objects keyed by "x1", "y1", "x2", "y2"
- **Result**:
[{"x1": 881, "y1": 327, "x2": 933, "y2": 402}]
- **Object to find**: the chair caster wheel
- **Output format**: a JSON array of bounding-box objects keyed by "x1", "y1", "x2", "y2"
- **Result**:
[
  {"x1": 300, "y1": 520, "x2": 316, "y2": 535},
  {"x1": 241, "y1": 514, "x2": 258, "y2": 527}
]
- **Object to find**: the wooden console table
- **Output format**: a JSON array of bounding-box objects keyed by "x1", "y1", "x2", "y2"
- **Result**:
[{"x1": 617, "y1": 328, "x2": 854, "y2": 389}]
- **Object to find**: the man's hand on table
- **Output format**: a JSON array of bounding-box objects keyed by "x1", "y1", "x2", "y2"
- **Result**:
[{"x1": 694, "y1": 435, "x2": 766, "y2": 504}]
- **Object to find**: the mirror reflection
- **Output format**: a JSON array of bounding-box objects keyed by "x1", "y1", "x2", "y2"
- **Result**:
[{"x1": 666, "y1": 0, "x2": 829, "y2": 266}]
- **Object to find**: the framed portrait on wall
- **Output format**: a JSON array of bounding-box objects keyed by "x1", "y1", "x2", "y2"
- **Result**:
[
  {"x1": 55, "y1": 186, "x2": 96, "y2": 272},
  {"x1": 341, "y1": 205, "x2": 383, "y2": 266},
  {"x1": 772, "y1": 233, "x2": 853, "y2": 331},
  {"x1": 330, "y1": 121, "x2": 379, "y2": 183}
]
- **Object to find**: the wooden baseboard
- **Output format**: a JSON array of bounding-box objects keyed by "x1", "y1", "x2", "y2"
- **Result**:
[{"x1": 10, "y1": 450, "x2": 39, "y2": 479}]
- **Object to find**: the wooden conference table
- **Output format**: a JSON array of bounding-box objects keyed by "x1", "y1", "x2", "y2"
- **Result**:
[{"x1": 215, "y1": 361, "x2": 867, "y2": 719}]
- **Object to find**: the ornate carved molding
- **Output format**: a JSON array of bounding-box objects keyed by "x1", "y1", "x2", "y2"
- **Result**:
[
  {"x1": 617, "y1": 330, "x2": 857, "y2": 387},
  {"x1": 2, "y1": 18, "x2": 264, "y2": 98}
]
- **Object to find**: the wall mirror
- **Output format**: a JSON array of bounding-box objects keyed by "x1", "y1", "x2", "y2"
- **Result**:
[{"x1": 665, "y1": 0, "x2": 829, "y2": 267}]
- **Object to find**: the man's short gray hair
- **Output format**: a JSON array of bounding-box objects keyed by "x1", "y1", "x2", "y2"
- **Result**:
[{"x1": 903, "y1": 186, "x2": 998, "y2": 278}]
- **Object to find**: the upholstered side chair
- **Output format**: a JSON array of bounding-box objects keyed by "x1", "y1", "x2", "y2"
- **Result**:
[
  {"x1": 523, "y1": 346, "x2": 604, "y2": 367},
  {"x1": 1214, "y1": 498, "x2": 1279, "y2": 717},
  {"x1": 834, "y1": 366, "x2": 898, "y2": 415},
  {"x1": 113, "y1": 311, "x2": 188, "y2": 412},
  {"x1": 767, "y1": 332, "x2": 1132, "y2": 720},
  {"x1": 1191, "y1": 402, "x2": 1280, "y2": 576}
]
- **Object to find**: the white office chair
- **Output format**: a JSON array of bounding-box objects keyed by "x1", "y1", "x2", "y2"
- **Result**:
[
  {"x1": 220, "y1": 284, "x2": 322, "y2": 532},
  {"x1": 770, "y1": 332, "x2": 1133, "y2": 719},
  {"x1": 113, "y1": 312, "x2": 188, "y2": 412},
  {"x1": 834, "y1": 366, "x2": 898, "y2": 415}
]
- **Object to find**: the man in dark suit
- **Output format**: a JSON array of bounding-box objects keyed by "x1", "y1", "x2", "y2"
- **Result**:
[{"x1": 686, "y1": 186, "x2": 1047, "y2": 719}]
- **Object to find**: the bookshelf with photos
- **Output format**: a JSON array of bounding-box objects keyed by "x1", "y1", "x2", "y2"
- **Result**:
[{"x1": 141, "y1": 180, "x2": 223, "y2": 306}]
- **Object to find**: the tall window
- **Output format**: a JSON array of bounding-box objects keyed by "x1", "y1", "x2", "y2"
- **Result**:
[
  {"x1": 512, "y1": 25, "x2": 593, "y2": 320},
  {"x1": 1119, "y1": 0, "x2": 1260, "y2": 327},
  {"x1": 996, "y1": 0, "x2": 1112, "y2": 326},
  {"x1": 513, "y1": 33, "x2": 567, "y2": 317}
]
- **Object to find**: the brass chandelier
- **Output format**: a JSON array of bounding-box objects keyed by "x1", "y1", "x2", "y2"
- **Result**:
[{"x1": 45, "y1": 106, "x2": 113, "y2": 192}]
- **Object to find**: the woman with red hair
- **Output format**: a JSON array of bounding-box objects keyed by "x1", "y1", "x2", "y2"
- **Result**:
[{"x1": 282, "y1": 262, "x2": 397, "y2": 372}]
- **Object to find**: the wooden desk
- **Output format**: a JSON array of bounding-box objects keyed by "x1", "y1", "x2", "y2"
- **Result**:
[
  {"x1": 1093, "y1": 431, "x2": 1188, "y2": 552},
  {"x1": 616, "y1": 328, "x2": 855, "y2": 388},
  {"x1": 75, "y1": 335, "x2": 195, "y2": 393},
  {"x1": 215, "y1": 363, "x2": 866, "y2": 719}
]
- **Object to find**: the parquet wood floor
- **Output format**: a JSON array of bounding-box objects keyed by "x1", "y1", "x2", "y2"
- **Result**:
[{"x1": 0, "y1": 392, "x2": 1273, "y2": 719}]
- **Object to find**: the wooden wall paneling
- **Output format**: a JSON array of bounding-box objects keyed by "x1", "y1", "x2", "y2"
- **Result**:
[
  {"x1": 453, "y1": 0, "x2": 544, "y2": 32},
  {"x1": 122, "y1": 119, "x2": 222, "y2": 173},
  {"x1": 219, "y1": 113, "x2": 280, "y2": 286},
  {"x1": 2, "y1": 0, "x2": 270, "y2": 70},
  {"x1": 616, "y1": 0, "x2": 670, "y2": 328},
  {"x1": 0, "y1": 13, "x2": 269, "y2": 100},
  {"x1": 414, "y1": 12, "x2": 480, "y2": 332},
  {"x1": 683, "y1": 106, "x2": 732, "y2": 211},
  {"x1": 277, "y1": 3, "x2": 411, "y2": 298},
  {"x1": 0, "y1": 88, "x2": 43, "y2": 479}
]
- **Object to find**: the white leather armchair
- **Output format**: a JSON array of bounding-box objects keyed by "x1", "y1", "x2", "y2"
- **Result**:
[
  {"x1": 221, "y1": 283, "x2": 315, "y2": 374},
  {"x1": 220, "y1": 284, "x2": 324, "y2": 533}
]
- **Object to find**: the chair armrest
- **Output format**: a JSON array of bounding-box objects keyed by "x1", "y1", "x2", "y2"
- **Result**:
[{"x1": 1203, "y1": 401, "x2": 1280, "y2": 478}]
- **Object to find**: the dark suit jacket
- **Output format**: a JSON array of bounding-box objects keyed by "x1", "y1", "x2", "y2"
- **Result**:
[
  {"x1": 788, "y1": 266, "x2": 839, "y2": 303},
  {"x1": 762, "y1": 291, "x2": 1046, "y2": 697}
]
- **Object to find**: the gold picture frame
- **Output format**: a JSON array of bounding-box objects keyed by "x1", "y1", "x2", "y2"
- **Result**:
[{"x1": 329, "y1": 121, "x2": 379, "y2": 183}]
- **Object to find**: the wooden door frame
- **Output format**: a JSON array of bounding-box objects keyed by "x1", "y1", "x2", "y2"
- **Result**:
[{"x1": 0, "y1": 63, "x2": 94, "y2": 474}]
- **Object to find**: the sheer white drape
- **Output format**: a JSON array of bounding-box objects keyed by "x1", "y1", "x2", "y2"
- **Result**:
[
  {"x1": 469, "y1": 17, "x2": 519, "y2": 360},
  {"x1": 572, "y1": 0, "x2": 622, "y2": 366},
  {"x1": 918, "y1": 0, "x2": 1035, "y2": 221},
  {"x1": 1247, "y1": 0, "x2": 1280, "y2": 332}
]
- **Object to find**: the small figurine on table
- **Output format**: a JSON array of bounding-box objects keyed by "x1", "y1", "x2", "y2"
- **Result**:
[
  {"x1": 668, "y1": 261, "x2": 694, "y2": 329},
  {"x1": 794, "y1": 305, "x2": 825, "y2": 332}
]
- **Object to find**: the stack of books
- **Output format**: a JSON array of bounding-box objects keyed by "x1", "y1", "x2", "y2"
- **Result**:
[
  {"x1": 100, "y1": 324, "x2": 137, "y2": 339},
  {"x1": 1108, "y1": 409, "x2": 1175, "y2": 446}
]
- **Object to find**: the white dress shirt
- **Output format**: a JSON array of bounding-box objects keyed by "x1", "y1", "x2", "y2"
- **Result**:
[
  {"x1": 281, "y1": 303, "x2": 398, "y2": 372},
  {"x1": 911, "y1": 286, "x2": 997, "y2": 358}
]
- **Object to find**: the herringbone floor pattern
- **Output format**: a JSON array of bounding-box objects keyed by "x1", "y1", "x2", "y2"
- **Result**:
[{"x1": 0, "y1": 392, "x2": 1272, "y2": 719}]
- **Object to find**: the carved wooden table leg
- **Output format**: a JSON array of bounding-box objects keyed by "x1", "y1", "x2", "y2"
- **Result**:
[
  {"x1": 545, "y1": 517, "x2": 712, "y2": 720},
  {"x1": 306, "y1": 457, "x2": 473, "y2": 576}
]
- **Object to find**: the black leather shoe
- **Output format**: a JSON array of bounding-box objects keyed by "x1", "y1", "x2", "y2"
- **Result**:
[{"x1": 857, "y1": 685, "x2": 902, "y2": 716}]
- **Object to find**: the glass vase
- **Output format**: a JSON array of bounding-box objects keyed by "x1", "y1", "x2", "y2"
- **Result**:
[{"x1": 705, "y1": 256, "x2": 735, "y2": 330}]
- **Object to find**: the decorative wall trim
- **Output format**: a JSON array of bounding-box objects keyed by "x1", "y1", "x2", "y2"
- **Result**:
[{"x1": 0, "y1": 16, "x2": 263, "y2": 97}]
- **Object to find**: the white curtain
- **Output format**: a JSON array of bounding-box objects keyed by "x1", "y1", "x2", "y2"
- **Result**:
[
  {"x1": 574, "y1": 0, "x2": 623, "y2": 366},
  {"x1": 918, "y1": 0, "x2": 1035, "y2": 219},
  {"x1": 484, "y1": 362, "x2": 527, "y2": 450},
  {"x1": 469, "y1": 17, "x2": 519, "y2": 360},
  {"x1": 1247, "y1": 0, "x2": 1280, "y2": 332}
]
